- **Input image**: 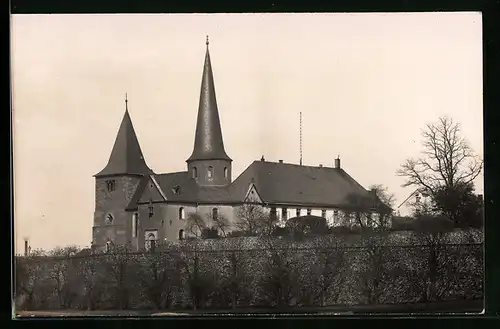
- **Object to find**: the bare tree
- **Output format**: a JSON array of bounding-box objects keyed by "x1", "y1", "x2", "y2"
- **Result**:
[
  {"x1": 78, "y1": 253, "x2": 105, "y2": 310},
  {"x1": 308, "y1": 239, "x2": 346, "y2": 306},
  {"x1": 104, "y1": 244, "x2": 134, "y2": 310},
  {"x1": 15, "y1": 249, "x2": 48, "y2": 310},
  {"x1": 220, "y1": 239, "x2": 249, "y2": 309},
  {"x1": 185, "y1": 212, "x2": 207, "y2": 238},
  {"x1": 397, "y1": 116, "x2": 483, "y2": 195},
  {"x1": 47, "y1": 246, "x2": 80, "y2": 308},
  {"x1": 343, "y1": 193, "x2": 378, "y2": 230},
  {"x1": 138, "y1": 241, "x2": 181, "y2": 309},
  {"x1": 259, "y1": 238, "x2": 299, "y2": 308},
  {"x1": 368, "y1": 185, "x2": 396, "y2": 229},
  {"x1": 210, "y1": 213, "x2": 231, "y2": 237},
  {"x1": 235, "y1": 203, "x2": 275, "y2": 235}
]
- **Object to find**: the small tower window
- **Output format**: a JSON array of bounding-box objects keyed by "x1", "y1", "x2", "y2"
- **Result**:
[
  {"x1": 132, "y1": 213, "x2": 139, "y2": 238},
  {"x1": 296, "y1": 208, "x2": 301, "y2": 217},
  {"x1": 224, "y1": 167, "x2": 228, "y2": 179},
  {"x1": 207, "y1": 166, "x2": 213, "y2": 179},
  {"x1": 179, "y1": 229, "x2": 184, "y2": 240},
  {"x1": 179, "y1": 207, "x2": 185, "y2": 220},
  {"x1": 106, "y1": 180, "x2": 116, "y2": 192},
  {"x1": 192, "y1": 167, "x2": 198, "y2": 179},
  {"x1": 212, "y1": 207, "x2": 218, "y2": 220}
]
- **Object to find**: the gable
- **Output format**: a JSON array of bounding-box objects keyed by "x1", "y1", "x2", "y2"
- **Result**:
[
  {"x1": 243, "y1": 183, "x2": 263, "y2": 203},
  {"x1": 138, "y1": 176, "x2": 167, "y2": 203}
]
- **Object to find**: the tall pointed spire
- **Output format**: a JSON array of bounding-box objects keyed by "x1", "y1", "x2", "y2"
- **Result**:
[
  {"x1": 95, "y1": 96, "x2": 152, "y2": 177},
  {"x1": 187, "y1": 36, "x2": 231, "y2": 162}
]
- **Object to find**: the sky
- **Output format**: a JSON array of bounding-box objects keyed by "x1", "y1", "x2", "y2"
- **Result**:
[{"x1": 11, "y1": 13, "x2": 483, "y2": 252}]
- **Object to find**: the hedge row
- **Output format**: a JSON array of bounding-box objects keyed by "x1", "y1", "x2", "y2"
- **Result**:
[{"x1": 15, "y1": 233, "x2": 483, "y2": 311}]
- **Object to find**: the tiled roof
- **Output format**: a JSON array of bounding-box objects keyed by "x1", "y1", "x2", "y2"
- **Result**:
[
  {"x1": 95, "y1": 110, "x2": 152, "y2": 177},
  {"x1": 229, "y1": 160, "x2": 375, "y2": 208},
  {"x1": 126, "y1": 160, "x2": 377, "y2": 210}
]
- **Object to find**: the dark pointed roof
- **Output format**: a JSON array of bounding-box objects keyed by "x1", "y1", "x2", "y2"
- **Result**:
[
  {"x1": 95, "y1": 106, "x2": 152, "y2": 177},
  {"x1": 187, "y1": 37, "x2": 231, "y2": 162}
]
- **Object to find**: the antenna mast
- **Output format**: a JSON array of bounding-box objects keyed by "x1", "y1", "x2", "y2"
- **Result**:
[{"x1": 300, "y1": 112, "x2": 303, "y2": 166}]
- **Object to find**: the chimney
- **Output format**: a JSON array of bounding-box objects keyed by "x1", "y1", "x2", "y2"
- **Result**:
[
  {"x1": 279, "y1": 160, "x2": 283, "y2": 164},
  {"x1": 24, "y1": 239, "x2": 28, "y2": 257},
  {"x1": 334, "y1": 157, "x2": 341, "y2": 169},
  {"x1": 319, "y1": 164, "x2": 323, "y2": 168}
]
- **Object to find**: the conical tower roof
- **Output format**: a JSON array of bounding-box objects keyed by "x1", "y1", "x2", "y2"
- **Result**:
[
  {"x1": 187, "y1": 36, "x2": 231, "y2": 163},
  {"x1": 95, "y1": 96, "x2": 152, "y2": 177}
]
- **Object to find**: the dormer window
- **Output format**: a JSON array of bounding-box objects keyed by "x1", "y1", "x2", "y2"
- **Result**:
[
  {"x1": 192, "y1": 167, "x2": 198, "y2": 179},
  {"x1": 207, "y1": 166, "x2": 213, "y2": 179},
  {"x1": 172, "y1": 185, "x2": 180, "y2": 195},
  {"x1": 224, "y1": 167, "x2": 228, "y2": 179},
  {"x1": 106, "y1": 180, "x2": 116, "y2": 192}
]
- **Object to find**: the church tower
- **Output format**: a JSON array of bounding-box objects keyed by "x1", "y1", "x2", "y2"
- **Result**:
[
  {"x1": 92, "y1": 96, "x2": 152, "y2": 251},
  {"x1": 186, "y1": 36, "x2": 232, "y2": 186}
]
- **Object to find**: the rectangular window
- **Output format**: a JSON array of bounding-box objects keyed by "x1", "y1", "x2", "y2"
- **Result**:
[
  {"x1": 282, "y1": 208, "x2": 288, "y2": 220},
  {"x1": 307, "y1": 209, "x2": 312, "y2": 216},
  {"x1": 132, "y1": 213, "x2": 139, "y2": 238},
  {"x1": 321, "y1": 209, "x2": 326, "y2": 218},
  {"x1": 296, "y1": 208, "x2": 301, "y2": 217},
  {"x1": 270, "y1": 207, "x2": 277, "y2": 220}
]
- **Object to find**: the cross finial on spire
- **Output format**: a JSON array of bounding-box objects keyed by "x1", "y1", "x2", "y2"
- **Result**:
[
  {"x1": 206, "y1": 35, "x2": 209, "y2": 47},
  {"x1": 125, "y1": 93, "x2": 128, "y2": 111}
]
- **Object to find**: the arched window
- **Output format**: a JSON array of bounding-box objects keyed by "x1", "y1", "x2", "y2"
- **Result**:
[
  {"x1": 132, "y1": 213, "x2": 139, "y2": 238},
  {"x1": 179, "y1": 229, "x2": 184, "y2": 240},
  {"x1": 106, "y1": 241, "x2": 112, "y2": 253},
  {"x1": 207, "y1": 166, "x2": 213, "y2": 179},
  {"x1": 224, "y1": 167, "x2": 228, "y2": 179},
  {"x1": 179, "y1": 207, "x2": 185, "y2": 220},
  {"x1": 192, "y1": 167, "x2": 198, "y2": 179},
  {"x1": 212, "y1": 207, "x2": 218, "y2": 220},
  {"x1": 146, "y1": 232, "x2": 156, "y2": 252}
]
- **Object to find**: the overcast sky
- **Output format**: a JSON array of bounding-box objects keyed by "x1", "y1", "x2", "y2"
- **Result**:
[{"x1": 11, "y1": 13, "x2": 483, "y2": 252}]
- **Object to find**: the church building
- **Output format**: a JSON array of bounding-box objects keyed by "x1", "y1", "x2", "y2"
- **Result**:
[{"x1": 92, "y1": 38, "x2": 384, "y2": 252}]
